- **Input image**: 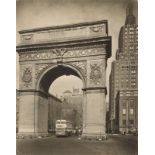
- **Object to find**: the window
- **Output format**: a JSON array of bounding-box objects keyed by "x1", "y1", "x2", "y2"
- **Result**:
[
  {"x1": 130, "y1": 101, "x2": 134, "y2": 108},
  {"x1": 130, "y1": 109, "x2": 134, "y2": 115},
  {"x1": 130, "y1": 39, "x2": 134, "y2": 42},
  {"x1": 122, "y1": 109, "x2": 126, "y2": 115},
  {"x1": 122, "y1": 102, "x2": 126, "y2": 107},
  {"x1": 123, "y1": 120, "x2": 126, "y2": 125},
  {"x1": 129, "y1": 120, "x2": 134, "y2": 125}
]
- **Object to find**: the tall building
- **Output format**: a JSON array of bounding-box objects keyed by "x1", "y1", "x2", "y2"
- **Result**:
[{"x1": 109, "y1": 3, "x2": 138, "y2": 133}]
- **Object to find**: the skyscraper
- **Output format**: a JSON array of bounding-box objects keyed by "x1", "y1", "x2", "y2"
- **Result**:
[{"x1": 109, "y1": 3, "x2": 138, "y2": 133}]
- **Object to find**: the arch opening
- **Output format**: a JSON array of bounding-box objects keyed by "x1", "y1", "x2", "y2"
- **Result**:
[
  {"x1": 37, "y1": 64, "x2": 84, "y2": 134},
  {"x1": 38, "y1": 64, "x2": 85, "y2": 94},
  {"x1": 48, "y1": 75, "x2": 83, "y2": 132},
  {"x1": 49, "y1": 75, "x2": 83, "y2": 97}
]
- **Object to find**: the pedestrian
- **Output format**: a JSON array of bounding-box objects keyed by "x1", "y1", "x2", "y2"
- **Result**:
[{"x1": 78, "y1": 128, "x2": 82, "y2": 137}]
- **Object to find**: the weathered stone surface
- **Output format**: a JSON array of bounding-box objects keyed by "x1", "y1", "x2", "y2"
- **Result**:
[
  {"x1": 18, "y1": 94, "x2": 36, "y2": 133},
  {"x1": 82, "y1": 88, "x2": 106, "y2": 138}
]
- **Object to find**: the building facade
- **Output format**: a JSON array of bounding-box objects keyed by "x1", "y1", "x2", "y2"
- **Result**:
[
  {"x1": 48, "y1": 94, "x2": 62, "y2": 132},
  {"x1": 61, "y1": 88, "x2": 83, "y2": 128},
  {"x1": 16, "y1": 90, "x2": 62, "y2": 133},
  {"x1": 109, "y1": 4, "x2": 138, "y2": 133},
  {"x1": 115, "y1": 90, "x2": 138, "y2": 134},
  {"x1": 16, "y1": 90, "x2": 20, "y2": 133}
]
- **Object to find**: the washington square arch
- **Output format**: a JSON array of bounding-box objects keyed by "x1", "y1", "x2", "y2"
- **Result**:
[{"x1": 16, "y1": 20, "x2": 111, "y2": 139}]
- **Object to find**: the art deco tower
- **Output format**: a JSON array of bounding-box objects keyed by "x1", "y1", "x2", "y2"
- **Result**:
[{"x1": 109, "y1": 3, "x2": 138, "y2": 133}]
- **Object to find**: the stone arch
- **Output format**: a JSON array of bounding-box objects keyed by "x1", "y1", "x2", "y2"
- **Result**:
[
  {"x1": 17, "y1": 20, "x2": 111, "y2": 139},
  {"x1": 36, "y1": 63, "x2": 86, "y2": 93}
]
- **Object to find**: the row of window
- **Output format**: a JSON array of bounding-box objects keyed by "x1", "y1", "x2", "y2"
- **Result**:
[
  {"x1": 115, "y1": 78, "x2": 137, "y2": 83},
  {"x1": 124, "y1": 35, "x2": 137, "y2": 39},
  {"x1": 124, "y1": 39, "x2": 137, "y2": 43},
  {"x1": 122, "y1": 101, "x2": 134, "y2": 109},
  {"x1": 121, "y1": 65, "x2": 137, "y2": 68},
  {"x1": 116, "y1": 75, "x2": 137, "y2": 79},
  {"x1": 122, "y1": 108, "x2": 134, "y2": 115},
  {"x1": 124, "y1": 27, "x2": 138, "y2": 31}
]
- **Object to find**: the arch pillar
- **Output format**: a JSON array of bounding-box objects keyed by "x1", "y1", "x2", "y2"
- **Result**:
[
  {"x1": 18, "y1": 90, "x2": 49, "y2": 136},
  {"x1": 82, "y1": 87, "x2": 107, "y2": 139}
]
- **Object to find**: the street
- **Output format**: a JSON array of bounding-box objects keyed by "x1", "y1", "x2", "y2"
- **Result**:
[{"x1": 17, "y1": 135, "x2": 138, "y2": 155}]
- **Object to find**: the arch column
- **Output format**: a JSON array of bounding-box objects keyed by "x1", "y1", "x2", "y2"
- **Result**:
[
  {"x1": 82, "y1": 87, "x2": 107, "y2": 139},
  {"x1": 82, "y1": 57, "x2": 107, "y2": 139},
  {"x1": 18, "y1": 90, "x2": 49, "y2": 136}
]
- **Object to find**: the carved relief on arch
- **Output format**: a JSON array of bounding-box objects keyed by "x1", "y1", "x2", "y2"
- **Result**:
[
  {"x1": 35, "y1": 63, "x2": 54, "y2": 80},
  {"x1": 64, "y1": 48, "x2": 106, "y2": 58},
  {"x1": 89, "y1": 25, "x2": 105, "y2": 33},
  {"x1": 90, "y1": 63, "x2": 102, "y2": 86},
  {"x1": 22, "y1": 67, "x2": 32, "y2": 88},
  {"x1": 88, "y1": 60, "x2": 105, "y2": 87},
  {"x1": 66, "y1": 61, "x2": 87, "y2": 78},
  {"x1": 19, "y1": 50, "x2": 57, "y2": 61}
]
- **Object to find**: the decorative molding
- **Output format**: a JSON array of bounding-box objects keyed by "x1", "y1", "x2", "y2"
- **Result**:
[
  {"x1": 19, "y1": 46, "x2": 106, "y2": 61},
  {"x1": 64, "y1": 48, "x2": 105, "y2": 58},
  {"x1": 52, "y1": 48, "x2": 68, "y2": 57},
  {"x1": 19, "y1": 50, "x2": 57, "y2": 61},
  {"x1": 89, "y1": 63, "x2": 102, "y2": 86},
  {"x1": 53, "y1": 48, "x2": 68, "y2": 63},
  {"x1": 89, "y1": 25, "x2": 105, "y2": 33},
  {"x1": 21, "y1": 34, "x2": 33, "y2": 41},
  {"x1": 22, "y1": 67, "x2": 32, "y2": 88}
]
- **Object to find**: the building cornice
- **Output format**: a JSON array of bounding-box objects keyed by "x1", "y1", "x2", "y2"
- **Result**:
[
  {"x1": 19, "y1": 20, "x2": 108, "y2": 34},
  {"x1": 82, "y1": 87, "x2": 107, "y2": 94}
]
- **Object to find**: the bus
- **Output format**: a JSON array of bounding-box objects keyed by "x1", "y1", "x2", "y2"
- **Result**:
[{"x1": 55, "y1": 120, "x2": 73, "y2": 136}]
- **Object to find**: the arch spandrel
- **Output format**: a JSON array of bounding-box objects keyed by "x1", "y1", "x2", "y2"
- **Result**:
[{"x1": 87, "y1": 59, "x2": 106, "y2": 88}]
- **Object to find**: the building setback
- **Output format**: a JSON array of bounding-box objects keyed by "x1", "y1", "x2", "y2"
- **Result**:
[{"x1": 109, "y1": 3, "x2": 138, "y2": 134}]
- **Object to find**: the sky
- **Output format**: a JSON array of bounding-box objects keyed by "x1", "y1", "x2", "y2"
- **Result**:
[
  {"x1": 49, "y1": 75, "x2": 83, "y2": 97},
  {"x1": 16, "y1": 0, "x2": 138, "y2": 101}
]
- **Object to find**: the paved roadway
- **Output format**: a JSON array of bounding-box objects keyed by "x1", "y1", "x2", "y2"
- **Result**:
[{"x1": 17, "y1": 135, "x2": 138, "y2": 155}]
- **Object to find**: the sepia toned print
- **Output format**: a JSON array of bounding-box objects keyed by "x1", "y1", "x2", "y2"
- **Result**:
[{"x1": 16, "y1": 0, "x2": 138, "y2": 155}]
